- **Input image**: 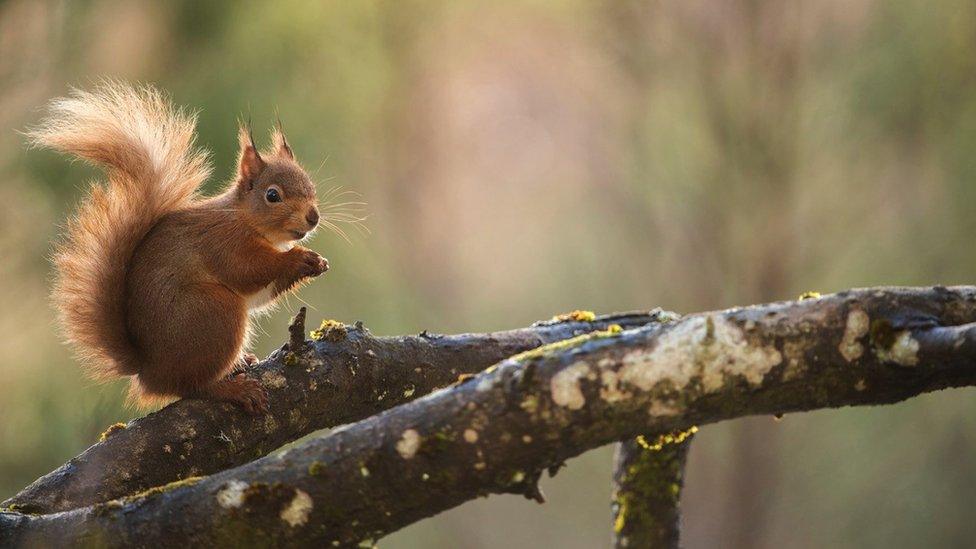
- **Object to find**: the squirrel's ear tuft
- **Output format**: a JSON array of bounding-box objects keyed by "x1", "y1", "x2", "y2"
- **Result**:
[
  {"x1": 237, "y1": 123, "x2": 265, "y2": 190},
  {"x1": 272, "y1": 118, "x2": 294, "y2": 161}
]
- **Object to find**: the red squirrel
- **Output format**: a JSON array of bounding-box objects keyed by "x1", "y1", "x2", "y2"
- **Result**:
[{"x1": 30, "y1": 82, "x2": 328, "y2": 414}]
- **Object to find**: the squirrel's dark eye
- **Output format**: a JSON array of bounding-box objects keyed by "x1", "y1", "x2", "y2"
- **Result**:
[{"x1": 265, "y1": 188, "x2": 282, "y2": 203}]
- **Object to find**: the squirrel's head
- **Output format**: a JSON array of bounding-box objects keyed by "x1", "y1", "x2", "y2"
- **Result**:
[{"x1": 233, "y1": 124, "x2": 319, "y2": 247}]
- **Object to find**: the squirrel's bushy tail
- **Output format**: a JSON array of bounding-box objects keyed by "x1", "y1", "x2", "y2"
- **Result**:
[{"x1": 30, "y1": 82, "x2": 211, "y2": 380}]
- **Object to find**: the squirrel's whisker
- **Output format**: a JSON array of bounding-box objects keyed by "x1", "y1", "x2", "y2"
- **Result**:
[
  {"x1": 324, "y1": 208, "x2": 367, "y2": 215},
  {"x1": 312, "y1": 154, "x2": 331, "y2": 176},
  {"x1": 291, "y1": 292, "x2": 316, "y2": 312},
  {"x1": 319, "y1": 185, "x2": 347, "y2": 201},
  {"x1": 325, "y1": 211, "x2": 369, "y2": 221},
  {"x1": 322, "y1": 202, "x2": 367, "y2": 210},
  {"x1": 325, "y1": 214, "x2": 371, "y2": 236},
  {"x1": 320, "y1": 218, "x2": 353, "y2": 244},
  {"x1": 320, "y1": 194, "x2": 362, "y2": 207}
]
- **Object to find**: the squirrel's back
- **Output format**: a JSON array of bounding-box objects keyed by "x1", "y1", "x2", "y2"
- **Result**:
[{"x1": 30, "y1": 82, "x2": 211, "y2": 380}]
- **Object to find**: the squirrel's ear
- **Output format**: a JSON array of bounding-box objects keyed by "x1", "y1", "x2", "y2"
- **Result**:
[
  {"x1": 272, "y1": 118, "x2": 294, "y2": 160},
  {"x1": 237, "y1": 123, "x2": 265, "y2": 190}
]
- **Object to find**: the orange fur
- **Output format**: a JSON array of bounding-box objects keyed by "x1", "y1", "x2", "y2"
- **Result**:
[{"x1": 31, "y1": 82, "x2": 326, "y2": 413}]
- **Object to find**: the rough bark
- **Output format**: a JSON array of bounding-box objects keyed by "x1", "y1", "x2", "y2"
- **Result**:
[
  {"x1": 611, "y1": 432, "x2": 695, "y2": 549},
  {"x1": 3, "y1": 310, "x2": 666, "y2": 514},
  {"x1": 5, "y1": 286, "x2": 976, "y2": 547}
]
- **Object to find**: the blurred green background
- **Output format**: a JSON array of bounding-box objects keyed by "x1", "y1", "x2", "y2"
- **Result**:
[{"x1": 2, "y1": 1, "x2": 976, "y2": 547}]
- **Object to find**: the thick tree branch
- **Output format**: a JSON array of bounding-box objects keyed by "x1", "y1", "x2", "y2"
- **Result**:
[
  {"x1": 611, "y1": 430, "x2": 695, "y2": 549},
  {"x1": 6, "y1": 286, "x2": 976, "y2": 547},
  {"x1": 2, "y1": 310, "x2": 664, "y2": 514}
]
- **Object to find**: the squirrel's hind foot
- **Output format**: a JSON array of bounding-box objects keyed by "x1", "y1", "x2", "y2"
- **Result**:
[{"x1": 197, "y1": 375, "x2": 269, "y2": 415}]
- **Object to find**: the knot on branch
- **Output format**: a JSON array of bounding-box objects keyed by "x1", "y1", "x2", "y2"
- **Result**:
[
  {"x1": 512, "y1": 469, "x2": 546, "y2": 504},
  {"x1": 287, "y1": 307, "x2": 307, "y2": 351}
]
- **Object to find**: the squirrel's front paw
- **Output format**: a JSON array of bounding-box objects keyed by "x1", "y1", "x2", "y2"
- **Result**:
[{"x1": 299, "y1": 250, "x2": 329, "y2": 278}]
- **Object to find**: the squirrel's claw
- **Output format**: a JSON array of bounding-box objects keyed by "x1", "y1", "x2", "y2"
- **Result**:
[
  {"x1": 234, "y1": 377, "x2": 269, "y2": 415},
  {"x1": 207, "y1": 375, "x2": 269, "y2": 415},
  {"x1": 231, "y1": 352, "x2": 259, "y2": 375},
  {"x1": 299, "y1": 249, "x2": 329, "y2": 278}
]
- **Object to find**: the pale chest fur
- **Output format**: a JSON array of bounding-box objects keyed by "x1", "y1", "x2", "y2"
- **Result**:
[
  {"x1": 246, "y1": 240, "x2": 294, "y2": 313},
  {"x1": 246, "y1": 284, "x2": 278, "y2": 312}
]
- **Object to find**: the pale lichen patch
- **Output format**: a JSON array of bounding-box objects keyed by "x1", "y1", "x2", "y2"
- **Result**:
[
  {"x1": 396, "y1": 429, "x2": 421, "y2": 459},
  {"x1": 781, "y1": 340, "x2": 808, "y2": 381},
  {"x1": 839, "y1": 309, "x2": 870, "y2": 362},
  {"x1": 178, "y1": 425, "x2": 198, "y2": 440},
  {"x1": 520, "y1": 395, "x2": 539, "y2": 414},
  {"x1": 876, "y1": 331, "x2": 920, "y2": 366},
  {"x1": 648, "y1": 399, "x2": 682, "y2": 416},
  {"x1": 550, "y1": 361, "x2": 594, "y2": 410},
  {"x1": 463, "y1": 429, "x2": 479, "y2": 443},
  {"x1": 476, "y1": 376, "x2": 494, "y2": 392},
  {"x1": 280, "y1": 489, "x2": 313, "y2": 527},
  {"x1": 617, "y1": 315, "x2": 781, "y2": 394},
  {"x1": 599, "y1": 370, "x2": 631, "y2": 403},
  {"x1": 288, "y1": 409, "x2": 303, "y2": 425},
  {"x1": 261, "y1": 371, "x2": 287, "y2": 389},
  {"x1": 216, "y1": 480, "x2": 249, "y2": 509}
]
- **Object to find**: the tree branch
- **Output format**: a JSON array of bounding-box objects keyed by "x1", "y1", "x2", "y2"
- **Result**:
[
  {"x1": 611, "y1": 430, "x2": 695, "y2": 548},
  {"x1": 6, "y1": 286, "x2": 976, "y2": 546},
  {"x1": 2, "y1": 310, "x2": 665, "y2": 514}
]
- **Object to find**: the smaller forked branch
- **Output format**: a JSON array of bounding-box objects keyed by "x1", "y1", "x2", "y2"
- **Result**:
[{"x1": 611, "y1": 429, "x2": 696, "y2": 549}]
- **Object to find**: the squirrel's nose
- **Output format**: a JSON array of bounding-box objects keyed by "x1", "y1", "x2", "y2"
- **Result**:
[{"x1": 306, "y1": 207, "x2": 319, "y2": 228}]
